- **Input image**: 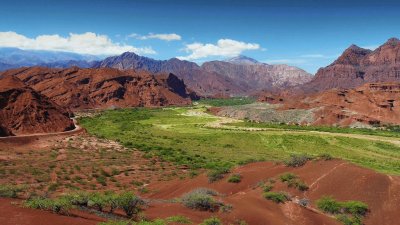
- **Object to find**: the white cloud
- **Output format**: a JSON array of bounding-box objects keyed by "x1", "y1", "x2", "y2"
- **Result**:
[
  {"x1": 129, "y1": 33, "x2": 181, "y2": 41},
  {"x1": 361, "y1": 45, "x2": 378, "y2": 50},
  {"x1": 177, "y1": 39, "x2": 260, "y2": 60},
  {"x1": 0, "y1": 31, "x2": 156, "y2": 55}
]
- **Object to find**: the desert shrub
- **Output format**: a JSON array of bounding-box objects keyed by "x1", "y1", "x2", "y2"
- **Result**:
[
  {"x1": 280, "y1": 173, "x2": 309, "y2": 191},
  {"x1": 104, "y1": 191, "x2": 119, "y2": 213},
  {"x1": 62, "y1": 191, "x2": 90, "y2": 206},
  {"x1": 316, "y1": 196, "x2": 342, "y2": 214},
  {"x1": 97, "y1": 176, "x2": 107, "y2": 186},
  {"x1": 319, "y1": 153, "x2": 333, "y2": 161},
  {"x1": 0, "y1": 185, "x2": 24, "y2": 198},
  {"x1": 165, "y1": 215, "x2": 192, "y2": 224},
  {"x1": 341, "y1": 201, "x2": 369, "y2": 216},
  {"x1": 116, "y1": 192, "x2": 146, "y2": 218},
  {"x1": 181, "y1": 188, "x2": 222, "y2": 212},
  {"x1": 336, "y1": 215, "x2": 363, "y2": 225},
  {"x1": 25, "y1": 197, "x2": 72, "y2": 214},
  {"x1": 284, "y1": 154, "x2": 312, "y2": 167},
  {"x1": 227, "y1": 174, "x2": 242, "y2": 183},
  {"x1": 263, "y1": 192, "x2": 289, "y2": 203},
  {"x1": 199, "y1": 217, "x2": 222, "y2": 225},
  {"x1": 263, "y1": 185, "x2": 273, "y2": 192},
  {"x1": 207, "y1": 168, "x2": 229, "y2": 183},
  {"x1": 88, "y1": 192, "x2": 108, "y2": 211},
  {"x1": 279, "y1": 173, "x2": 297, "y2": 182}
]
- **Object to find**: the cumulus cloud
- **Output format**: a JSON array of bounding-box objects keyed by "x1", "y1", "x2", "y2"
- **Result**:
[
  {"x1": 129, "y1": 33, "x2": 181, "y2": 41},
  {"x1": 0, "y1": 31, "x2": 156, "y2": 55},
  {"x1": 177, "y1": 39, "x2": 260, "y2": 60}
]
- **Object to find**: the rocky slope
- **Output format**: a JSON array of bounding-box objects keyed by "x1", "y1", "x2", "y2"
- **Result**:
[
  {"x1": 0, "y1": 76, "x2": 75, "y2": 136},
  {"x1": 1, "y1": 67, "x2": 192, "y2": 110},
  {"x1": 202, "y1": 58, "x2": 312, "y2": 92},
  {"x1": 256, "y1": 82, "x2": 400, "y2": 127},
  {"x1": 303, "y1": 37, "x2": 400, "y2": 92}
]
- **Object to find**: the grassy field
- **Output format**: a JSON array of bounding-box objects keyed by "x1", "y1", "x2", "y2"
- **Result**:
[
  {"x1": 231, "y1": 121, "x2": 400, "y2": 138},
  {"x1": 79, "y1": 106, "x2": 400, "y2": 175},
  {"x1": 194, "y1": 97, "x2": 256, "y2": 107}
]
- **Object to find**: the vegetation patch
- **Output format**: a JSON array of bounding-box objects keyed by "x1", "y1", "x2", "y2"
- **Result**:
[
  {"x1": 263, "y1": 191, "x2": 290, "y2": 203},
  {"x1": 284, "y1": 154, "x2": 313, "y2": 167},
  {"x1": 227, "y1": 173, "x2": 242, "y2": 183},
  {"x1": 279, "y1": 173, "x2": 309, "y2": 191},
  {"x1": 199, "y1": 217, "x2": 223, "y2": 225},
  {"x1": 181, "y1": 188, "x2": 223, "y2": 212},
  {"x1": 196, "y1": 97, "x2": 256, "y2": 107},
  {"x1": 316, "y1": 196, "x2": 368, "y2": 225}
]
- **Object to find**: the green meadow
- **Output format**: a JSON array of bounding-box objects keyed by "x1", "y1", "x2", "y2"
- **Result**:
[{"x1": 79, "y1": 106, "x2": 400, "y2": 175}]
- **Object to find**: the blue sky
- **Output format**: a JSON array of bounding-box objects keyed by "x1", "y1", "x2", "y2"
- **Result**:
[{"x1": 1, "y1": 0, "x2": 400, "y2": 73}]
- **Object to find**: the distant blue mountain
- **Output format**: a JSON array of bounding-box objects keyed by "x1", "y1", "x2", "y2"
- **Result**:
[{"x1": 0, "y1": 48, "x2": 102, "y2": 71}]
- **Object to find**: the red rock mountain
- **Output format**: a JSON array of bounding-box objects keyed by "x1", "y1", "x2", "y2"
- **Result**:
[
  {"x1": 1, "y1": 67, "x2": 192, "y2": 110},
  {"x1": 95, "y1": 52, "x2": 312, "y2": 96},
  {"x1": 303, "y1": 38, "x2": 400, "y2": 92},
  {"x1": 273, "y1": 82, "x2": 400, "y2": 127},
  {"x1": 202, "y1": 58, "x2": 312, "y2": 92},
  {"x1": 95, "y1": 52, "x2": 245, "y2": 96},
  {"x1": 0, "y1": 76, "x2": 75, "y2": 136}
]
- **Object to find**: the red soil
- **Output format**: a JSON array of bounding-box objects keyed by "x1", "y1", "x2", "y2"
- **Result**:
[{"x1": 0, "y1": 198, "x2": 104, "y2": 225}]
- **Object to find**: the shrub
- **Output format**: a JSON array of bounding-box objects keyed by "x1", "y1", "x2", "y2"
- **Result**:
[
  {"x1": 316, "y1": 196, "x2": 342, "y2": 214},
  {"x1": 0, "y1": 185, "x2": 24, "y2": 198},
  {"x1": 62, "y1": 191, "x2": 90, "y2": 206},
  {"x1": 25, "y1": 197, "x2": 72, "y2": 214},
  {"x1": 341, "y1": 201, "x2": 368, "y2": 216},
  {"x1": 207, "y1": 168, "x2": 229, "y2": 183},
  {"x1": 319, "y1": 153, "x2": 333, "y2": 161},
  {"x1": 165, "y1": 215, "x2": 192, "y2": 224},
  {"x1": 181, "y1": 188, "x2": 222, "y2": 212},
  {"x1": 263, "y1": 192, "x2": 289, "y2": 203},
  {"x1": 116, "y1": 192, "x2": 146, "y2": 218},
  {"x1": 200, "y1": 217, "x2": 222, "y2": 225},
  {"x1": 88, "y1": 192, "x2": 108, "y2": 211},
  {"x1": 336, "y1": 214, "x2": 363, "y2": 225},
  {"x1": 227, "y1": 174, "x2": 242, "y2": 183},
  {"x1": 104, "y1": 191, "x2": 119, "y2": 213},
  {"x1": 97, "y1": 176, "x2": 107, "y2": 186},
  {"x1": 284, "y1": 154, "x2": 312, "y2": 167},
  {"x1": 279, "y1": 173, "x2": 297, "y2": 182},
  {"x1": 263, "y1": 185, "x2": 273, "y2": 192}
]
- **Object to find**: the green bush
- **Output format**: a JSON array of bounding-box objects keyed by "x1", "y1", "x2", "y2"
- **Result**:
[
  {"x1": 341, "y1": 201, "x2": 368, "y2": 216},
  {"x1": 227, "y1": 174, "x2": 242, "y2": 183},
  {"x1": 0, "y1": 185, "x2": 24, "y2": 198},
  {"x1": 116, "y1": 192, "x2": 146, "y2": 218},
  {"x1": 25, "y1": 197, "x2": 72, "y2": 214},
  {"x1": 284, "y1": 154, "x2": 312, "y2": 167},
  {"x1": 319, "y1": 153, "x2": 333, "y2": 161},
  {"x1": 207, "y1": 168, "x2": 229, "y2": 183},
  {"x1": 263, "y1": 185, "x2": 273, "y2": 192},
  {"x1": 199, "y1": 217, "x2": 222, "y2": 225},
  {"x1": 316, "y1": 196, "x2": 342, "y2": 214},
  {"x1": 62, "y1": 191, "x2": 90, "y2": 206},
  {"x1": 88, "y1": 192, "x2": 108, "y2": 212},
  {"x1": 181, "y1": 188, "x2": 222, "y2": 212},
  {"x1": 165, "y1": 215, "x2": 192, "y2": 224},
  {"x1": 279, "y1": 173, "x2": 297, "y2": 182},
  {"x1": 263, "y1": 192, "x2": 289, "y2": 203},
  {"x1": 336, "y1": 215, "x2": 362, "y2": 225}
]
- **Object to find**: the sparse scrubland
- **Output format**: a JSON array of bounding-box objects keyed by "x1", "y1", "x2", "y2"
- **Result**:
[{"x1": 79, "y1": 106, "x2": 400, "y2": 175}]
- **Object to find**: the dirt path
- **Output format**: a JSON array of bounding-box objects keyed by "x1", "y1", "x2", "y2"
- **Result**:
[{"x1": 0, "y1": 119, "x2": 83, "y2": 141}]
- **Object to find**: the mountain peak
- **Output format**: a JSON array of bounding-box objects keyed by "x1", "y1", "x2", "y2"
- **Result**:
[
  {"x1": 383, "y1": 37, "x2": 400, "y2": 46},
  {"x1": 225, "y1": 55, "x2": 260, "y2": 65}
]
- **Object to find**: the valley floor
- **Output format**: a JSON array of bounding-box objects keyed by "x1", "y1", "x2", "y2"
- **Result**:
[{"x1": 1, "y1": 104, "x2": 400, "y2": 225}]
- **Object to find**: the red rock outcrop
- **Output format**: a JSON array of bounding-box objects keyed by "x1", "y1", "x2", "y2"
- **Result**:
[
  {"x1": 303, "y1": 38, "x2": 400, "y2": 93},
  {"x1": 277, "y1": 82, "x2": 400, "y2": 126},
  {"x1": 1, "y1": 67, "x2": 192, "y2": 110},
  {"x1": 0, "y1": 76, "x2": 75, "y2": 136}
]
